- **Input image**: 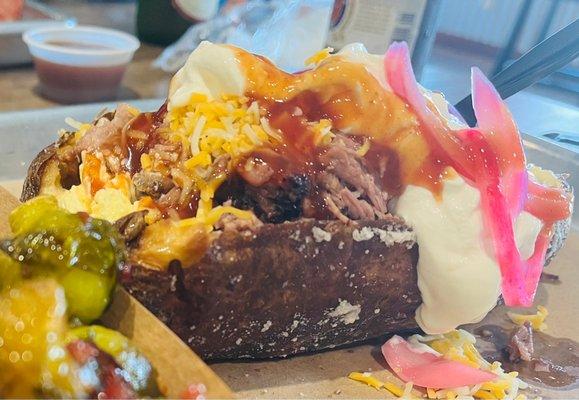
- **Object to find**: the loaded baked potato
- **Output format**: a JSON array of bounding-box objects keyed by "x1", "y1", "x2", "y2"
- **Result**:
[{"x1": 21, "y1": 42, "x2": 573, "y2": 359}]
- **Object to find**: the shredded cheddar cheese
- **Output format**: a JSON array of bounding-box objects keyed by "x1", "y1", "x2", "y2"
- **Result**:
[
  {"x1": 167, "y1": 93, "x2": 278, "y2": 171},
  {"x1": 348, "y1": 372, "x2": 407, "y2": 397},
  {"x1": 507, "y1": 306, "x2": 548, "y2": 331},
  {"x1": 385, "y1": 381, "x2": 405, "y2": 398},
  {"x1": 166, "y1": 91, "x2": 335, "y2": 219},
  {"x1": 357, "y1": 138, "x2": 371, "y2": 156},
  {"x1": 178, "y1": 205, "x2": 254, "y2": 232},
  {"x1": 140, "y1": 153, "x2": 153, "y2": 170},
  {"x1": 166, "y1": 93, "x2": 282, "y2": 216},
  {"x1": 347, "y1": 372, "x2": 384, "y2": 390}
]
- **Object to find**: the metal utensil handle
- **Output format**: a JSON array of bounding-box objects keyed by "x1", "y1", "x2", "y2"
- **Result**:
[{"x1": 454, "y1": 19, "x2": 579, "y2": 127}]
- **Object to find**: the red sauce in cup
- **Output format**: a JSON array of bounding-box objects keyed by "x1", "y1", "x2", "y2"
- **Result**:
[{"x1": 34, "y1": 57, "x2": 127, "y2": 104}]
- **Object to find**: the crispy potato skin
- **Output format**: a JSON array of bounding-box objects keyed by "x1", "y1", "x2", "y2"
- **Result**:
[
  {"x1": 21, "y1": 143, "x2": 58, "y2": 203},
  {"x1": 123, "y1": 218, "x2": 421, "y2": 360}
]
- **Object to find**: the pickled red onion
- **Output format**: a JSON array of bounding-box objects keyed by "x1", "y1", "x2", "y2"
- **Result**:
[
  {"x1": 384, "y1": 42, "x2": 571, "y2": 307},
  {"x1": 381, "y1": 335, "x2": 496, "y2": 388}
]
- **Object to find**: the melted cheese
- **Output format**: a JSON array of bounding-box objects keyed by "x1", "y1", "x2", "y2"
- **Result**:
[{"x1": 45, "y1": 152, "x2": 144, "y2": 223}]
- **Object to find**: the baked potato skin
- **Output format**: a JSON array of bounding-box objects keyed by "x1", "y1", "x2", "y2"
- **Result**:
[
  {"x1": 21, "y1": 143, "x2": 58, "y2": 203},
  {"x1": 123, "y1": 217, "x2": 420, "y2": 360}
]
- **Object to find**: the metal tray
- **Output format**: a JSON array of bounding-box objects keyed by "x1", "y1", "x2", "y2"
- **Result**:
[
  {"x1": 0, "y1": 98, "x2": 576, "y2": 229},
  {"x1": 0, "y1": 0, "x2": 75, "y2": 67}
]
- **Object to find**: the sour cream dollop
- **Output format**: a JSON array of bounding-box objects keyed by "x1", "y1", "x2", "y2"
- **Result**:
[
  {"x1": 168, "y1": 41, "x2": 245, "y2": 109},
  {"x1": 395, "y1": 177, "x2": 542, "y2": 334}
]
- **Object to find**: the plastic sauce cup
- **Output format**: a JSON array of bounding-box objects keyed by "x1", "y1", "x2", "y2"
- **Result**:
[{"x1": 23, "y1": 25, "x2": 140, "y2": 104}]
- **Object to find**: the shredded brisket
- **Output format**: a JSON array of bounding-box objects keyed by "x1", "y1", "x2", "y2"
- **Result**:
[
  {"x1": 215, "y1": 133, "x2": 390, "y2": 224},
  {"x1": 507, "y1": 321, "x2": 534, "y2": 362}
]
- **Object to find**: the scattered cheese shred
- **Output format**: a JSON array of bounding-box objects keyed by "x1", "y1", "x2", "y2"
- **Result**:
[
  {"x1": 140, "y1": 153, "x2": 152, "y2": 170},
  {"x1": 347, "y1": 372, "x2": 408, "y2": 397},
  {"x1": 474, "y1": 389, "x2": 496, "y2": 399},
  {"x1": 357, "y1": 138, "x2": 371, "y2": 156},
  {"x1": 348, "y1": 372, "x2": 384, "y2": 390},
  {"x1": 305, "y1": 47, "x2": 333, "y2": 66},
  {"x1": 178, "y1": 205, "x2": 254, "y2": 233},
  {"x1": 383, "y1": 381, "x2": 405, "y2": 398},
  {"x1": 507, "y1": 306, "x2": 548, "y2": 331}
]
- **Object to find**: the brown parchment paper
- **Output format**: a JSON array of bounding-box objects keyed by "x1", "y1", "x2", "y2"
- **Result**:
[
  {"x1": 2, "y1": 182, "x2": 577, "y2": 399},
  {"x1": 0, "y1": 185, "x2": 233, "y2": 399}
]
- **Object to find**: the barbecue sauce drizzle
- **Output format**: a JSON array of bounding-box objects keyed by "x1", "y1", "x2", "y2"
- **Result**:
[
  {"x1": 123, "y1": 103, "x2": 201, "y2": 219},
  {"x1": 125, "y1": 102, "x2": 167, "y2": 175},
  {"x1": 235, "y1": 50, "x2": 448, "y2": 200}
]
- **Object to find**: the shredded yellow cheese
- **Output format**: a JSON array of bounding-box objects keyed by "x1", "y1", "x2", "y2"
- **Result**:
[
  {"x1": 474, "y1": 390, "x2": 496, "y2": 399},
  {"x1": 140, "y1": 153, "x2": 153, "y2": 170},
  {"x1": 507, "y1": 306, "x2": 548, "y2": 331},
  {"x1": 348, "y1": 372, "x2": 407, "y2": 397},
  {"x1": 357, "y1": 138, "x2": 371, "y2": 156},
  {"x1": 309, "y1": 118, "x2": 335, "y2": 146},
  {"x1": 178, "y1": 205, "x2": 254, "y2": 232},
  {"x1": 166, "y1": 93, "x2": 284, "y2": 216},
  {"x1": 347, "y1": 372, "x2": 384, "y2": 390},
  {"x1": 166, "y1": 91, "x2": 335, "y2": 220},
  {"x1": 305, "y1": 47, "x2": 333, "y2": 66},
  {"x1": 384, "y1": 381, "x2": 405, "y2": 398},
  {"x1": 445, "y1": 391, "x2": 457, "y2": 399}
]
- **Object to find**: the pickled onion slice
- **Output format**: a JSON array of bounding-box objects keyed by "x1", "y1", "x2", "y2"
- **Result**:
[
  {"x1": 471, "y1": 67, "x2": 528, "y2": 216},
  {"x1": 381, "y1": 335, "x2": 496, "y2": 389},
  {"x1": 384, "y1": 42, "x2": 473, "y2": 182},
  {"x1": 526, "y1": 180, "x2": 572, "y2": 224},
  {"x1": 457, "y1": 128, "x2": 541, "y2": 306},
  {"x1": 467, "y1": 73, "x2": 569, "y2": 305}
]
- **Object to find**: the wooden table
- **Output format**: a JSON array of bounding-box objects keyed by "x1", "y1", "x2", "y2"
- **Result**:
[{"x1": 0, "y1": 0, "x2": 173, "y2": 112}]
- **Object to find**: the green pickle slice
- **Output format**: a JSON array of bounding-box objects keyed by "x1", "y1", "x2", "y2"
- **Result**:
[
  {"x1": 1, "y1": 196, "x2": 126, "y2": 323},
  {"x1": 0, "y1": 197, "x2": 160, "y2": 398}
]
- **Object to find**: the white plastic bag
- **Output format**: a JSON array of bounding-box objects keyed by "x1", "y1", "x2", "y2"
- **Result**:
[{"x1": 154, "y1": 0, "x2": 334, "y2": 73}]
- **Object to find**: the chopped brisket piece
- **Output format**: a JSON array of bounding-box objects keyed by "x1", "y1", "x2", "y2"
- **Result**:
[
  {"x1": 115, "y1": 211, "x2": 148, "y2": 242},
  {"x1": 507, "y1": 321, "x2": 534, "y2": 362},
  {"x1": 133, "y1": 171, "x2": 174, "y2": 199}
]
